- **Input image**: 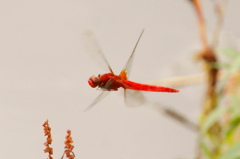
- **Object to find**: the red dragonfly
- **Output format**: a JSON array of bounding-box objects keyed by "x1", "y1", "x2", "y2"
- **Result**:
[{"x1": 84, "y1": 29, "x2": 179, "y2": 110}]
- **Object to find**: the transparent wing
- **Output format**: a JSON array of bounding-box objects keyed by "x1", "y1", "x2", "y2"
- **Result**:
[
  {"x1": 119, "y1": 29, "x2": 145, "y2": 79},
  {"x1": 82, "y1": 30, "x2": 113, "y2": 73},
  {"x1": 84, "y1": 91, "x2": 110, "y2": 111},
  {"x1": 124, "y1": 89, "x2": 146, "y2": 107}
]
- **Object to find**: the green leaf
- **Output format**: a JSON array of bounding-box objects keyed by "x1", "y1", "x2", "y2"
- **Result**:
[
  {"x1": 201, "y1": 106, "x2": 229, "y2": 133},
  {"x1": 217, "y1": 48, "x2": 239, "y2": 59},
  {"x1": 228, "y1": 96, "x2": 240, "y2": 118},
  {"x1": 229, "y1": 56, "x2": 240, "y2": 72},
  {"x1": 220, "y1": 142, "x2": 240, "y2": 159},
  {"x1": 224, "y1": 116, "x2": 240, "y2": 141},
  {"x1": 211, "y1": 62, "x2": 230, "y2": 69},
  {"x1": 201, "y1": 141, "x2": 213, "y2": 159}
]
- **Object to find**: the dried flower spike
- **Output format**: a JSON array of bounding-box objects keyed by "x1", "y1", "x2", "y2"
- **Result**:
[
  {"x1": 43, "y1": 120, "x2": 53, "y2": 159},
  {"x1": 61, "y1": 130, "x2": 75, "y2": 159}
]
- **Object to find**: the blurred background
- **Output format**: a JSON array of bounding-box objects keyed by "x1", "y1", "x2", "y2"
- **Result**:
[{"x1": 0, "y1": 0, "x2": 239, "y2": 159}]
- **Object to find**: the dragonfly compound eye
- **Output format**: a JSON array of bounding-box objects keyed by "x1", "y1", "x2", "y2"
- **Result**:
[{"x1": 88, "y1": 76, "x2": 99, "y2": 88}]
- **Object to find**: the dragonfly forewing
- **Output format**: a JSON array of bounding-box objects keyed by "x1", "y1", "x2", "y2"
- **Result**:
[
  {"x1": 82, "y1": 30, "x2": 113, "y2": 73},
  {"x1": 119, "y1": 29, "x2": 145, "y2": 79}
]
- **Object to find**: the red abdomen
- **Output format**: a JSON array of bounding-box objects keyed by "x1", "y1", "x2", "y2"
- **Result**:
[{"x1": 123, "y1": 80, "x2": 179, "y2": 93}]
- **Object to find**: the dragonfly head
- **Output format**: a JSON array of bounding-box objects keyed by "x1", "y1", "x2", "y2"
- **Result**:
[{"x1": 88, "y1": 75, "x2": 100, "y2": 88}]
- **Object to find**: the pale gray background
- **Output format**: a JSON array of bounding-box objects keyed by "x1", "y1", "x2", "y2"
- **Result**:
[{"x1": 0, "y1": 0, "x2": 239, "y2": 159}]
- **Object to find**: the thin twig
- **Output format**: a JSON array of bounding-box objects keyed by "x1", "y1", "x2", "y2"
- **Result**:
[
  {"x1": 211, "y1": 0, "x2": 229, "y2": 48},
  {"x1": 147, "y1": 73, "x2": 206, "y2": 87},
  {"x1": 147, "y1": 71, "x2": 224, "y2": 88},
  {"x1": 148, "y1": 101, "x2": 199, "y2": 133},
  {"x1": 191, "y1": 0, "x2": 209, "y2": 48}
]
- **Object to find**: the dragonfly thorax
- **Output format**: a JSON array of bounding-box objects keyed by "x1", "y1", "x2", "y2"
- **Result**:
[{"x1": 88, "y1": 75, "x2": 100, "y2": 88}]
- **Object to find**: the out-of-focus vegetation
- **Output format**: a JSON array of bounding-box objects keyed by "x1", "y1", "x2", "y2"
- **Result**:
[
  {"x1": 200, "y1": 48, "x2": 240, "y2": 159},
  {"x1": 189, "y1": 0, "x2": 240, "y2": 159}
]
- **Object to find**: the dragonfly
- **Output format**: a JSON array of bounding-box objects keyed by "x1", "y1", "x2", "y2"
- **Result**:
[{"x1": 84, "y1": 29, "x2": 179, "y2": 110}]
